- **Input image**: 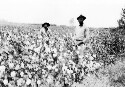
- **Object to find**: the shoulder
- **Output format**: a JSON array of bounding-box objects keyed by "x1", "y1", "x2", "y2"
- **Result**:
[{"x1": 48, "y1": 28, "x2": 52, "y2": 32}]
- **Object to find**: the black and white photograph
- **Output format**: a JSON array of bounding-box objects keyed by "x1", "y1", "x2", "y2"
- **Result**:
[{"x1": 0, "y1": 0, "x2": 125, "y2": 87}]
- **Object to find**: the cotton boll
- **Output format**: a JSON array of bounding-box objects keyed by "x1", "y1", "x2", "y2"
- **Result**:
[
  {"x1": 53, "y1": 53, "x2": 57, "y2": 57},
  {"x1": 11, "y1": 71, "x2": 16, "y2": 77},
  {"x1": 17, "y1": 78, "x2": 24, "y2": 86},
  {"x1": 37, "y1": 80, "x2": 41, "y2": 85},
  {"x1": 47, "y1": 75, "x2": 53, "y2": 84},
  {"x1": 0, "y1": 65, "x2": 6, "y2": 76},
  {"x1": 67, "y1": 69, "x2": 73, "y2": 74},
  {"x1": 79, "y1": 55, "x2": 83, "y2": 59},
  {"x1": 21, "y1": 62, "x2": 24, "y2": 68},
  {"x1": 73, "y1": 46, "x2": 76, "y2": 50},
  {"x1": 93, "y1": 54, "x2": 96, "y2": 58},
  {"x1": 88, "y1": 56, "x2": 94, "y2": 61},
  {"x1": 76, "y1": 51, "x2": 79, "y2": 54},
  {"x1": 63, "y1": 53, "x2": 67, "y2": 57},
  {"x1": 93, "y1": 62, "x2": 101, "y2": 69},
  {"x1": 20, "y1": 71, "x2": 24, "y2": 77},
  {"x1": 8, "y1": 55, "x2": 13, "y2": 59},
  {"x1": 15, "y1": 64, "x2": 20, "y2": 70},
  {"x1": 26, "y1": 78, "x2": 31, "y2": 85},
  {"x1": 47, "y1": 65, "x2": 52, "y2": 70},
  {"x1": 3, "y1": 79, "x2": 8, "y2": 85},
  {"x1": 53, "y1": 48, "x2": 57, "y2": 53},
  {"x1": 58, "y1": 55, "x2": 62, "y2": 60},
  {"x1": 55, "y1": 68, "x2": 58, "y2": 72},
  {"x1": 0, "y1": 65, "x2": 6, "y2": 72},
  {"x1": 78, "y1": 46, "x2": 81, "y2": 50},
  {"x1": 67, "y1": 50, "x2": 70, "y2": 53},
  {"x1": 85, "y1": 54, "x2": 89, "y2": 58},
  {"x1": 82, "y1": 61, "x2": 87, "y2": 67},
  {"x1": 45, "y1": 47, "x2": 50, "y2": 53},
  {"x1": 87, "y1": 73, "x2": 91, "y2": 77},
  {"x1": 28, "y1": 73, "x2": 32, "y2": 78},
  {"x1": 9, "y1": 63, "x2": 14, "y2": 68}
]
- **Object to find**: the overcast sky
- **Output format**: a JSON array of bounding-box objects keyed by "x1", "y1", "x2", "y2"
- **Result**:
[{"x1": 0, "y1": 0, "x2": 125, "y2": 28}]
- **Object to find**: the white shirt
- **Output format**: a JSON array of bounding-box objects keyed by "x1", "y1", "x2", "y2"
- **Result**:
[
  {"x1": 40, "y1": 28, "x2": 51, "y2": 35},
  {"x1": 73, "y1": 25, "x2": 89, "y2": 40}
]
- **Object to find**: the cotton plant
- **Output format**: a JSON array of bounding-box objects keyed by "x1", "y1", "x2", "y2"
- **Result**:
[
  {"x1": 26, "y1": 78, "x2": 32, "y2": 85},
  {"x1": 0, "y1": 65, "x2": 6, "y2": 77},
  {"x1": 10, "y1": 71, "x2": 16, "y2": 78},
  {"x1": 16, "y1": 78, "x2": 25, "y2": 86},
  {"x1": 3, "y1": 78, "x2": 8, "y2": 85}
]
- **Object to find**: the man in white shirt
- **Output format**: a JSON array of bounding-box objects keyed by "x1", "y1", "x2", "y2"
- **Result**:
[
  {"x1": 41, "y1": 22, "x2": 51, "y2": 36},
  {"x1": 73, "y1": 15, "x2": 90, "y2": 47},
  {"x1": 41, "y1": 22, "x2": 52, "y2": 45}
]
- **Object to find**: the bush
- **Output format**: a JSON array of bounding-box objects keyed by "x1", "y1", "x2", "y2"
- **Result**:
[
  {"x1": 90, "y1": 27, "x2": 125, "y2": 67},
  {"x1": 118, "y1": 8, "x2": 125, "y2": 29}
]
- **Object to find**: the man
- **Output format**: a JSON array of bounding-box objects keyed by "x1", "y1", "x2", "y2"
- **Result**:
[
  {"x1": 42, "y1": 22, "x2": 51, "y2": 36},
  {"x1": 73, "y1": 15, "x2": 90, "y2": 47},
  {"x1": 41, "y1": 22, "x2": 52, "y2": 45}
]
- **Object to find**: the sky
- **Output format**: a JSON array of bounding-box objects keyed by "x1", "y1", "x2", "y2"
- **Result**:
[{"x1": 0, "y1": 0, "x2": 125, "y2": 28}]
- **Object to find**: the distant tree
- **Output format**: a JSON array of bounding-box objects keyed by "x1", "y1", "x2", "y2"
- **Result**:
[
  {"x1": 69, "y1": 18, "x2": 75, "y2": 26},
  {"x1": 118, "y1": 8, "x2": 125, "y2": 29}
]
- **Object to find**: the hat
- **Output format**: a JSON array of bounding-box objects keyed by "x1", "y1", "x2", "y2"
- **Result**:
[
  {"x1": 77, "y1": 15, "x2": 86, "y2": 21},
  {"x1": 42, "y1": 22, "x2": 50, "y2": 28}
]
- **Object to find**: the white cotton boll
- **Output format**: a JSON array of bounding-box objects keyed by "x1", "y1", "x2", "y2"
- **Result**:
[
  {"x1": 17, "y1": 78, "x2": 24, "y2": 86},
  {"x1": 87, "y1": 73, "x2": 91, "y2": 77},
  {"x1": 59, "y1": 46, "x2": 63, "y2": 51},
  {"x1": 15, "y1": 65, "x2": 20, "y2": 70},
  {"x1": 11, "y1": 71, "x2": 16, "y2": 77},
  {"x1": 88, "y1": 56, "x2": 94, "y2": 61},
  {"x1": 53, "y1": 48, "x2": 57, "y2": 53},
  {"x1": 47, "y1": 75, "x2": 53, "y2": 84},
  {"x1": 73, "y1": 46, "x2": 76, "y2": 50},
  {"x1": 0, "y1": 56, "x2": 3, "y2": 61},
  {"x1": 3, "y1": 79, "x2": 8, "y2": 85},
  {"x1": 28, "y1": 73, "x2": 32, "y2": 78},
  {"x1": 9, "y1": 63, "x2": 14, "y2": 68},
  {"x1": 79, "y1": 55, "x2": 83, "y2": 59},
  {"x1": 37, "y1": 80, "x2": 41, "y2": 85},
  {"x1": 62, "y1": 65, "x2": 68, "y2": 72},
  {"x1": 40, "y1": 53, "x2": 44, "y2": 58},
  {"x1": 58, "y1": 55, "x2": 62, "y2": 60},
  {"x1": 67, "y1": 50, "x2": 70, "y2": 53},
  {"x1": 69, "y1": 60, "x2": 73, "y2": 64},
  {"x1": 8, "y1": 55, "x2": 13, "y2": 59},
  {"x1": 53, "y1": 53, "x2": 57, "y2": 57},
  {"x1": 0, "y1": 65, "x2": 6, "y2": 72},
  {"x1": 47, "y1": 65, "x2": 52, "y2": 70},
  {"x1": 76, "y1": 51, "x2": 79, "y2": 54},
  {"x1": 26, "y1": 78, "x2": 31, "y2": 85},
  {"x1": 45, "y1": 47, "x2": 50, "y2": 53},
  {"x1": 63, "y1": 53, "x2": 67, "y2": 57},
  {"x1": 89, "y1": 61, "x2": 94, "y2": 66},
  {"x1": 93, "y1": 54, "x2": 96, "y2": 58},
  {"x1": 94, "y1": 62, "x2": 101, "y2": 68},
  {"x1": 67, "y1": 70, "x2": 73, "y2": 74},
  {"x1": 55, "y1": 68, "x2": 58, "y2": 72},
  {"x1": 20, "y1": 72, "x2": 24, "y2": 77},
  {"x1": 85, "y1": 54, "x2": 89, "y2": 58},
  {"x1": 78, "y1": 46, "x2": 81, "y2": 50},
  {"x1": 34, "y1": 48, "x2": 40, "y2": 53},
  {"x1": 21, "y1": 62, "x2": 24, "y2": 68}
]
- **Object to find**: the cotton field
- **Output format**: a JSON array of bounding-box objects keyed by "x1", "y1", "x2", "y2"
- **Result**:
[{"x1": 0, "y1": 24, "x2": 124, "y2": 87}]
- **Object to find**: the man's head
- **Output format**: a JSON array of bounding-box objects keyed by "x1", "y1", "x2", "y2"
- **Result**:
[
  {"x1": 42, "y1": 22, "x2": 50, "y2": 32},
  {"x1": 77, "y1": 15, "x2": 86, "y2": 26}
]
